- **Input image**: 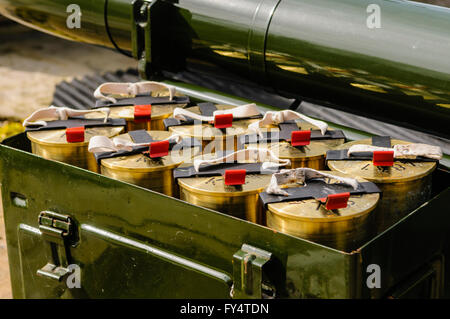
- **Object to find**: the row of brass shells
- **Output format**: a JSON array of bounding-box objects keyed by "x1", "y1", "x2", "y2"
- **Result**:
[{"x1": 26, "y1": 99, "x2": 436, "y2": 251}]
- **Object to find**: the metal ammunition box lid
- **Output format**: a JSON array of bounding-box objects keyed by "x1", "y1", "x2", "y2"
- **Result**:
[
  {"x1": 327, "y1": 139, "x2": 437, "y2": 184},
  {"x1": 245, "y1": 121, "x2": 345, "y2": 161},
  {"x1": 100, "y1": 131, "x2": 200, "y2": 172},
  {"x1": 87, "y1": 90, "x2": 188, "y2": 121},
  {"x1": 168, "y1": 105, "x2": 259, "y2": 140},
  {"x1": 27, "y1": 126, "x2": 124, "y2": 147},
  {"x1": 177, "y1": 154, "x2": 272, "y2": 196}
]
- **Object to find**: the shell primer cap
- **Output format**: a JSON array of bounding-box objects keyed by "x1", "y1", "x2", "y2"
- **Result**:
[
  {"x1": 66, "y1": 126, "x2": 85, "y2": 143},
  {"x1": 318, "y1": 192, "x2": 351, "y2": 210},
  {"x1": 291, "y1": 130, "x2": 311, "y2": 146},
  {"x1": 224, "y1": 169, "x2": 246, "y2": 185},
  {"x1": 372, "y1": 150, "x2": 394, "y2": 166},
  {"x1": 214, "y1": 113, "x2": 233, "y2": 129},
  {"x1": 134, "y1": 105, "x2": 152, "y2": 123},
  {"x1": 149, "y1": 140, "x2": 169, "y2": 158}
]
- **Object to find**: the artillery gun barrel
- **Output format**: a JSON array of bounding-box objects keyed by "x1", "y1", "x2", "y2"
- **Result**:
[{"x1": 1, "y1": 0, "x2": 449, "y2": 138}]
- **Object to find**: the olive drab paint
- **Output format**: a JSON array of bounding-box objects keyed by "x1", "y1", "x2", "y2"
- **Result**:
[
  {"x1": 1, "y1": 86, "x2": 449, "y2": 298},
  {"x1": 2, "y1": 0, "x2": 448, "y2": 136}
]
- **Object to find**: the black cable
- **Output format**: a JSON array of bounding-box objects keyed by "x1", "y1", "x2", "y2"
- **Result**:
[{"x1": 104, "y1": 0, "x2": 133, "y2": 57}]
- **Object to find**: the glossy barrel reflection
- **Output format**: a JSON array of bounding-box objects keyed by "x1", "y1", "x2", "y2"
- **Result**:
[{"x1": 1, "y1": 0, "x2": 449, "y2": 137}]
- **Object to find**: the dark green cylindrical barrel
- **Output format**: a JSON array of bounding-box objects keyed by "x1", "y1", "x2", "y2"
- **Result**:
[
  {"x1": 265, "y1": 0, "x2": 450, "y2": 138},
  {"x1": 1, "y1": 0, "x2": 449, "y2": 137}
]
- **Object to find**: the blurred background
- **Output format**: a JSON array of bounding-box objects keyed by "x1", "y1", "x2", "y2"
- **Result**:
[{"x1": 0, "y1": 0, "x2": 448, "y2": 299}]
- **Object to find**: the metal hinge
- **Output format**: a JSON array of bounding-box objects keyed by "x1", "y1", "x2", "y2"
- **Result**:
[
  {"x1": 231, "y1": 244, "x2": 276, "y2": 299},
  {"x1": 37, "y1": 211, "x2": 76, "y2": 281},
  {"x1": 131, "y1": 0, "x2": 159, "y2": 79}
]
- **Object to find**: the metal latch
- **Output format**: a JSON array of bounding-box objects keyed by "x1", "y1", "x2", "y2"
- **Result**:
[
  {"x1": 131, "y1": 0, "x2": 160, "y2": 78},
  {"x1": 131, "y1": 0, "x2": 183, "y2": 79},
  {"x1": 37, "y1": 211, "x2": 75, "y2": 281},
  {"x1": 232, "y1": 244, "x2": 275, "y2": 299}
]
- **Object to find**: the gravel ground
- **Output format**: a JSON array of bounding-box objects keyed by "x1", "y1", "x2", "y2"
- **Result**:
[
  {"x1": 0, "y1": 23, "x2": 136, "y2": 121},
  {"x1": 0, "y1": 21, "x2": 136, "y2": 299}
]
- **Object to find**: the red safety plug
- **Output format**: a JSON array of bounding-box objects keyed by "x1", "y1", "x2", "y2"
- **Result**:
[
  {"x1": 134, "y1": 104, "x2": 152, "y2": 123},
  {"x1": 320, "y1": 192, "x2": 350, "y2": 210},
  {"x1": 291, "y1": 130, "x2": 311, "y2": 146},
  {"x1": 66, "y1": 126, "x2": 85, "y2": 143},
  {"x1": 373, "y1": 150, "x2": 394, "y2": 166},
  {"x1": 149, "y1": 140, "x2": 169, "y2": 158},
  {"x1": 214, "y1": 113, "x2": 233, "y2": 129},
  {"x1": 224, "y1": 169, "x2": 246, "y2": 186}
]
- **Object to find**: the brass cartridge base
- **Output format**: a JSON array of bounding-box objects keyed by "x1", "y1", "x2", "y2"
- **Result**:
[
  {"x1": 101, "y1": 163, "x2": 177, "y2": 196},
  {"x1": 27, "y1": 126, "x2": 124, "y2": 172},
  {"x1": 87, "y1": 103, "x2": 185, "y2": 132},
  {"x1": 266, "y1": 173, "x2": 380, "y2": 251},
  {"x1": 243, "y1": 121, "x2": 344, "y2": 169},
  {"x1": 100, "y1": 131, "x2": 200, "y2": 196},
  {"x1": 168, "y1": 105, "x2": 261, "y2": 153},
  {"x1": 327, "y1": 139, "x2": 437, "y2": 234},
  {"x1": 178, "y1": 174, "x2": 272, "y2": 224}
]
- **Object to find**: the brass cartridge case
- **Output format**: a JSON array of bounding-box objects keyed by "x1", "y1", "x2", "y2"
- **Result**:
[
  {"x1": 243, "y1": 121, "x2": 345, "y2": 169},
  {"x1": 87, "y1": 90, "x2": 188, "y2": 132},
  {"x1": 266, "y1": 172, "x2": 380, "y2": 252},
  {"x1": 27, "y1": 126, "x2": 124, "y2": 172},
  {"x1": 168, "y1": 105, "x2": 260, "y2": 153},
  {"x1": 327, "y1": 139, "x2": 437, "y2": 234},
  {"x1": 100, "y1": 131, "x2": 201, "y2": 196},
  {"x1": 177, "y1": 154, "x2": 272, "y2": 223}
]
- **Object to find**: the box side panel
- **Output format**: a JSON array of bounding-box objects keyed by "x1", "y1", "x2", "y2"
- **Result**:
[
  {"x1": 0, "y1": 138, "x2": 352, "y2": 299},
  {"x1": 359, "y1": 187, "x2": 450, "y2": 298}
]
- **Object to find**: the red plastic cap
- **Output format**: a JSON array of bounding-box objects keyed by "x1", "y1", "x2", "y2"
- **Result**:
[
  {"x1": 373, "y1": 150, "x2": 394, "y2": 167},
  {"x1": 291, "y1": 130, "x2": 311, "y2": 146},
  {"x1": 214, "y1": 113, "x2": 233, "y2": 129},
  {"x1": 224, "y1": 169, "x2": 246, "y2": 186},
  {"x1": 149, "y1": 140, "x2": 169, "y2": 158},
  {"x1": 66, "y1": 126, "x2": 85, "y2": 143},
  {"x1": 322, "y1": 192, "x2": 350, "y2": 210},
  {"x1": 134, "y1": 104, "x2": 152, "y2": 123}
]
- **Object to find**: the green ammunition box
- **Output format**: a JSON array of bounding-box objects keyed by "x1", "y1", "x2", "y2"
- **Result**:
[{"x1": 1, "y1": 84, "x2": 449, "y2": 299}]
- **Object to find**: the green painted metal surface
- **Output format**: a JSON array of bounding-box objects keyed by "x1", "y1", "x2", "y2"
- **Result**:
[
  {"x1": 0, "y1": 83, "x2": 449, "y2": 298},
  {"x1": 2, "y1": 131, "x2": 449, "y2": 298},
  {"x1": 0, "y1": 0, "x2": 449, "y2": 137},
  {"x1": 0, "y1": 0, "x2": 449, "y2": 298},
  {"x1": 0, "y1": 134, "x2": 354, "y2": 298}
]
